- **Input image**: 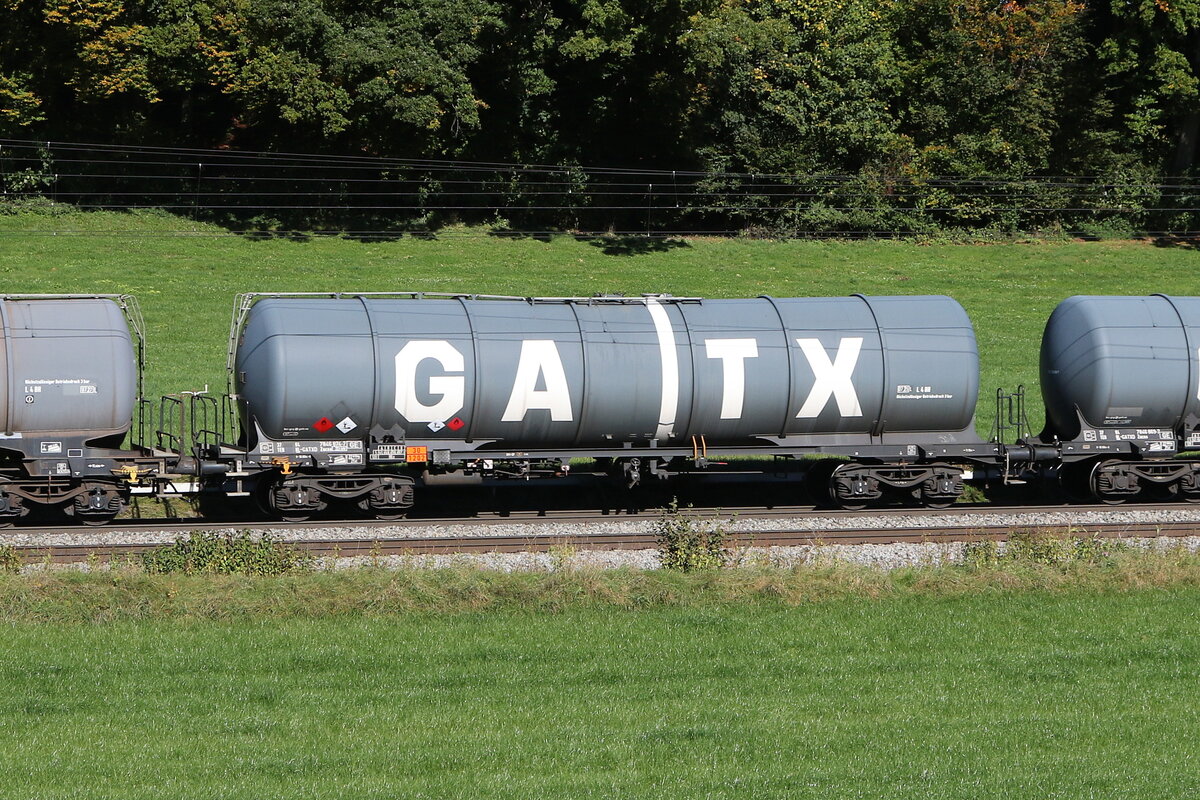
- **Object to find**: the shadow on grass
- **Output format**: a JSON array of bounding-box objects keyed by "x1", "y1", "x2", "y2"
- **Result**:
[
  {"x1": 341, "y1": 229, "x2": 442, "y2": 243},
  {"x1": 235, "y1": 229, "x2": 446, "y2": 243},
  {"x1": 486, "y1": 229, "x2": 557, "y2": 243},
  {"x1": 1149, "y1": 234, "x2": 1200, "y2": 250},
  {"x1": 238, "y1": 230, "x2": 313, "y2": 243},
  {"x1": 227, "y1": 222, "x2": 693, "y2": 251},
  {"x1": 485, "y1": 228, "x2": 692, "y2": 255},
  {"x1": 579, "y1": 235, "x2": 692, "y2": 256}
]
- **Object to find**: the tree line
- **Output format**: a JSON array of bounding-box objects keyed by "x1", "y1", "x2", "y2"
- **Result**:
[{"x1": 2, "y1": 0, "x2": 1199, "y2": 234}]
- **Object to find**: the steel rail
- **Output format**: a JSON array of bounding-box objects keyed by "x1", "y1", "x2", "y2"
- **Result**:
[
  {"x1": 5, "y1": 500, "x2": 1196, "y2": 535},
  {"x1": 9, "y1": 519, "x2": 1200, "y2": 565}
]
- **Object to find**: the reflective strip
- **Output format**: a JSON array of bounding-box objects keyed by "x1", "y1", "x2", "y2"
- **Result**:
[{"x1": 646, "y1": 298, "x2": 678, "y2": 439}]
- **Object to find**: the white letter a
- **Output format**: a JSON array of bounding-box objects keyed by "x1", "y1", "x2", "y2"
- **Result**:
[{"x1": 502, "y1": 341, "x2": 573, "y2": 422}]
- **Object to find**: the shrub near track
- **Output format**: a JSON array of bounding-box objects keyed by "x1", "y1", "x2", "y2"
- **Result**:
[{"x1": 140, "y1": 531, "x2": 313, "y2": 575}]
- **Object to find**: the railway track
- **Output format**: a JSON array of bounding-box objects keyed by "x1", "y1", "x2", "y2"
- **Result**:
[
  {"x1": 4, "y1": 500, "x2": 1195, "y2": 532},
  {"x1": 6, "y1": 503, "x2": 1200, "y2": 564}
]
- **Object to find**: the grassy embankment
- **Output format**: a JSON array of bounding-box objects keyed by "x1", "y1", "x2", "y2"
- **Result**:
[
  {"x1": 2, "y1": 583, "x2": 1199, "y2": 798},
  {"x1": 2, "y1": 209, "x2": 1197, "y2": 432}
]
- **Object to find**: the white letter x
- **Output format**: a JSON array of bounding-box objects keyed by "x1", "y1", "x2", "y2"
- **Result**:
[{"x1": 795, "y1": 337, "x2": 863, "y2": 418}]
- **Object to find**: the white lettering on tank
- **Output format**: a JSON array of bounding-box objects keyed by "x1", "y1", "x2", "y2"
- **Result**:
[
  {"x1": 646, "y1": 298, "x2": 679, "y2": 439},
  {"x1": 704, "y1": 338, "x2": 759, "y2": 419},
  {"x1": 795, "y1": 337, "x2": 864, "y2": 418},
  {"x1": 501, "y1": 340, "x2": 573, "y2": 422},
  {"x1": 394, "y1": 341, "x2": 465, "y2": 423}
]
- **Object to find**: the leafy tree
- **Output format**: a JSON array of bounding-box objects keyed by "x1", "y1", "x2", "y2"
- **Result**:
[
  {"x1": 144, "y1": 0, "x2": 499, "y2": 153},
  {"x1": 0, "y1": 0, "x2": 156, "y2": 137},
  {"x1": 1090, "y1": 0, "x2": 1200, "y2": 174},
  {"x1": 681, "y1": 0, "x2": 903, "y2": 175},
  {"x1": 893, "y1": 0, "x2": 1088, "y2": 176}
]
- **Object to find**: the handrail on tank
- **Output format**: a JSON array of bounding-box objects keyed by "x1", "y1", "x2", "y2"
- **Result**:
[{"x1": 223, "y1": 291, "x2": 704, "y2": 391}]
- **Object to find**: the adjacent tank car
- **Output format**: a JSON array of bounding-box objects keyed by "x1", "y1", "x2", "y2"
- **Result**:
[
  {"x1": 1035, "y1": 294, "x2": 1200, "y2": 503},
  {"x1": 0, "y1": 295, "x2": 170, "y2": 524}
]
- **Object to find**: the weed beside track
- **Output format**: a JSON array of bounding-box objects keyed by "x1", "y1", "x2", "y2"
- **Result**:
[{"x1": 2, "y1": 538, "x2": 1200, "y2": 623}]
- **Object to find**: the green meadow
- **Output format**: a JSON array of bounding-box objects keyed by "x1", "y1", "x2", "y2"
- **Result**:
[
  {"x1": 1, "y1": 210, "x2": 1197, "y2": 432},
  {"x1": 2, "y1": 585, "x2": 1199, "y2": 799}
]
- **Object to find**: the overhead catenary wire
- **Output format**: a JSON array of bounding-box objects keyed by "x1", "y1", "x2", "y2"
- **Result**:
[{"x1": 2, "y1": 138, "x2": 1199, "y2": 237}]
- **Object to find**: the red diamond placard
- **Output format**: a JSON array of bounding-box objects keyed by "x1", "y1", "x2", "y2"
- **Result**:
[
  {"x1": 447, "y1": 417, "x2": 465, "y2": 431},
  {"x1": 313, "y1": 417, "x2": 334, "y2": 433}
]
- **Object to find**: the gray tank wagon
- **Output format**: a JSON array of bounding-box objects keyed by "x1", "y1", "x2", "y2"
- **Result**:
[
  {"x1": 0, "y1": 295, "x2": 174, "y2": 524},
  {"x1": 13, "y1": 290, "x2": 1200, "y2": 525},
  {"x1": 1035, "y1": 294, "x2": 1200, "y2": 503},
  {"x1": 226, "y1": 293, "x2": 999, "y2": 517}
]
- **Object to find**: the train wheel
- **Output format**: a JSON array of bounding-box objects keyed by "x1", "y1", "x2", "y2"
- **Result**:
[
  {"x1": 356, "y1": 481, "x2": 413, "y2": 521},
  {"x1": 1090, "y1": 459, "x2": 1135, "y2": 505},
  {"x1": 1180, "y1": 469, "x2": 1200, "y2": 503},
  {"x1": 257, "y1": 479, "x2": 326, "y2": 522},
  {"x1": 828, "y1": 463, "x2": 880, "y2": 511},
  {"x1": 70, "y1": 484, "x2": 124, "y2": 526},
  {"x1": 357, "y1": 497, "x2": 408, "y2": 521},
  {"x1": 0, "y1": 485, "x2": 25, "y2": 527},
  {"x1": 916, "y1": 464, "x2": 965, "y2": 509}
]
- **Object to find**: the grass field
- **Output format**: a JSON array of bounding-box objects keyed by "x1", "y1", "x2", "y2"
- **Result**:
[
  {"x1": 3, "y1": 587, "x2": 1199, "y2": 799},
  {"x1": 5, "y1": 211, "x2": 1200, "y2": 796},
  {"x1": 2, "y1": 210, "x2": 1199, "y2": 432}
]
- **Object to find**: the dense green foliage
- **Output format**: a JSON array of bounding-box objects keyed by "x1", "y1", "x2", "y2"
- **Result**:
[
  {"x1": 141, "y1": 531, "x2": 313, "y2": 575},
  {"x1": 3, "y1": 0, "x2": 1200, "y2": 232},
  {"x1": 2, "y1": 590, "x2": 1199, "y2": 797},
  {"x1": 654, "y1": 499, "x2": 731, "y2": 571}
]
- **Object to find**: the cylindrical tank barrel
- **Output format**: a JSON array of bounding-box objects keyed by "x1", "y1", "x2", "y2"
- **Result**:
[
  {"x1": 1041, "y1": 294, "x2": 1200, "y2": 439},
  {"x1": 235, "y1": 295, "x2": 979, "y2": 446},
  {"x1": 0, "y1": 298, "x2": 136, "y2": 439}
]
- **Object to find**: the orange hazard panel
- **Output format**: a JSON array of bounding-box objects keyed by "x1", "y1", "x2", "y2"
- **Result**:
[{"x1": 405, "y1": 446, "x2": 429, "y2": 463}]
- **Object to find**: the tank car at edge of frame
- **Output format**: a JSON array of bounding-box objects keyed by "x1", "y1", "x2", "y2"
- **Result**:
[
  {"x1": 1030, "y1": 294, "x2": 1200, "y2": 504},
  {"x1": 0, "y1": 294, "x2": 178, "y2": 525}
]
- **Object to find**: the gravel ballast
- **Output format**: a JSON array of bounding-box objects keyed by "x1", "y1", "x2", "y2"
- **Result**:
[{"x1": 7, "y1": 507, "x2": 1200, "y2": 572}]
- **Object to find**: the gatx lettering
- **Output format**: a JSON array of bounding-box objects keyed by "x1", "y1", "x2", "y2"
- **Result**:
[
  {"x1": 394, "y1": 334, "x2": 865, "y2": 427},
  {"x1": 795, "y1": 337, "x2": 863, "y2": 418},
  {"x1": 704, "y1": 338, "x2": 758, "y2": 419}
]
